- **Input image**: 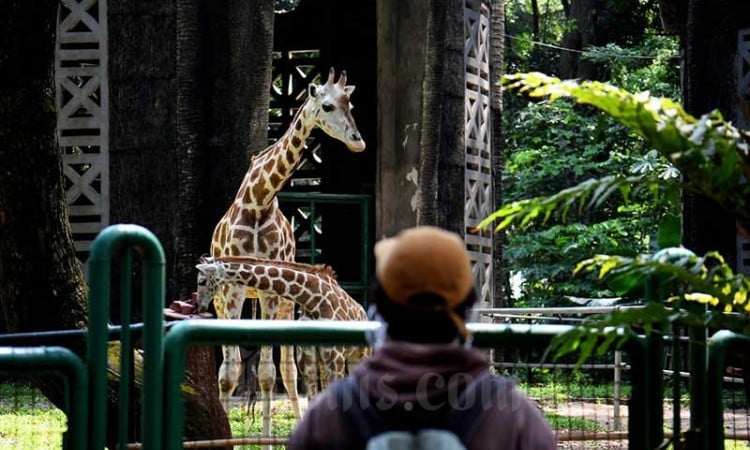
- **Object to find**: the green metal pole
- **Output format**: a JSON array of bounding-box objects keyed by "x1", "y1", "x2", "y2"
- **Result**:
[
  {"x1": 687, "y1": 301, "x2": 708, "y2": 450},
  {"x1": 360, "y1": 195, "x2": 371, "y2": 307},
  {"x1": 87, "y1": 224, "x2": 165, "y2": 450},
  {"x1": 118, "y1": 250, "x2": 133, "y2": 450},
  {"x1": 644, "y1": 273, "x2": 665, "y2": 449},
  {"x1": 0, "y1": 346, "x2": 88, "y2": 450}
]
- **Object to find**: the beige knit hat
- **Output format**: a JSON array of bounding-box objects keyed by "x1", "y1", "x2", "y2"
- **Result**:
[{"x1": 374, "y1": 226, "x2": 474, "y2": 339}]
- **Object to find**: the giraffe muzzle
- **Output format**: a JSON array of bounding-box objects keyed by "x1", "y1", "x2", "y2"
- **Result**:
[{"x1": 347, "y1": 135, "x2": 366, "y2": 152}]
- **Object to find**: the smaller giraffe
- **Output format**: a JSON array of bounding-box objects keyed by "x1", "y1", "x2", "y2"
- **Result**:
[{"x1": 196, "y1": 256, "x2": 370, "y2": 398}]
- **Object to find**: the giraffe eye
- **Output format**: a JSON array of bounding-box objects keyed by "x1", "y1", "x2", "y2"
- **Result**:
[{"x1": 322, "y1": 103, "x2": 335, "y2": 113}]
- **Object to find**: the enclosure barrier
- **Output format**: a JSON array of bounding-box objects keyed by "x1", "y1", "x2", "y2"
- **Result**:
[
  {"x1": 162, "y1": 320, "x2": 655, "y2": 450},
  {"x1": 707, "y1": 330, "x2": 750, "y2": 450},
  {"x1": 87, "y1": 224, "x2": 165, "y2": 450},
  {"x1": 0, "y1": 346, "x2": 88, "y2": 449}
]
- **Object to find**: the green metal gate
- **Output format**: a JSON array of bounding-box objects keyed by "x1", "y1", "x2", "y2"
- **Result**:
[{"x1": 0, "y1": 346, "x2": 88, "y2": 450}]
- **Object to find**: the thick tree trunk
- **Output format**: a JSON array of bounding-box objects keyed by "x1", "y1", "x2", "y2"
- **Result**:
[
  {"x1": 417, "y1": 0, "x2": 447, "y2": 227},
  {"x1": 0, "y1": 2, "x2": 89, "y2": 337},
  {"x1": 490, "y1": 0, "x2": 506, "y2": 307},
  {"x1": 418, "y1": 0, "x2": 465, "y2": 235},
  {"x1": 175, "y1": 0, "x2": 205, "y2": 300}
]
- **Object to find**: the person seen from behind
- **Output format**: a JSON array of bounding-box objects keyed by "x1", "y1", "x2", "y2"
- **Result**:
[{"x1": 288, "y1": 226, "x2": 556, "y2": 449}]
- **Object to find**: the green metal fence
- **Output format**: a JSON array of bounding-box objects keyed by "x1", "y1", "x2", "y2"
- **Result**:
[
  {"x1": 5, "y1": 224, "x2": 749, "y2": 449},
  {"x1": 707, "y1": 330, "x2": 750, "y2": 450},
  {"x1": 161, "y1": 320, "x2": 656, "y2": 450},
  {"x1": 87, "y1": 224, "x2": 165, "y2": 450},
  {"x1": 0, "y1": 346, "x2": 88, "y2": 450}
]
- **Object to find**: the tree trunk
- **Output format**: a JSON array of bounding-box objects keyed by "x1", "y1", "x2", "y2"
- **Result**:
[
  {"x1": 490, "y1": 0, "x2": 506, "y2": 307},
  {"x1": 558, "y1": 0, "x2": 597, "y2": 79},
  {"x1": 530, "y1": 0, "x2": 540, "y2": 38},
  {"x1": 417, "y1": 0, "x2": 448, "y2": 227},
  {"x1": 418, "y1": 0, "x2": 465, "y2": 235},
  {"x1": 0, "y1": 2, "x2": 89, "y2": 336},
  {"x1": 175, "y1": 0, "x2": 205, "y2": 300}
]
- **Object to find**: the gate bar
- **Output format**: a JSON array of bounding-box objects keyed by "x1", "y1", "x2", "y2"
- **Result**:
[{"x1": 88, "y1": 224, "x2": 165, "y2": 450}]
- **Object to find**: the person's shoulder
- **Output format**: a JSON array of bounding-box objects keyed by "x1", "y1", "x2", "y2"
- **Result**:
[
  {"x1": 287, "y1": 380, "x2": 361, "y2": 450},
  {"x1": 466, "y1": 376, "x2": 556, "y2": 449}
]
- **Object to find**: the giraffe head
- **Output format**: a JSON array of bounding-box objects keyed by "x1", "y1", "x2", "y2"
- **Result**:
[
  {"x1": 195, "y1": 256, "x2": 225, "y2": 313},
  {"x1": 307, "y1": 67, "x2": 366, "y2": 152}
]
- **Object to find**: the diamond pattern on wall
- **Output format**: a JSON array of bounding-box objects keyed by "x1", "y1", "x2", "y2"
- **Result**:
[
  {"x1": 56, "y1": 0, "x2": 110, "y2": 261},
  {"x1": 464, "y1": 0, "x2": 494, "y2": 307}
]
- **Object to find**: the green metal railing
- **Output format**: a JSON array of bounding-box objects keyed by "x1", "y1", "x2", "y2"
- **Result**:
[
  {"x1": 0, "y1": 346, "x2": 88, "y2": 450},
  {"x1": 162, "y1": 320, "x2": 654, "y2": 450},
  {"x1": 278, "y1": 192, "x2": 372, "y2": 305},
  {"x1": 87, "y1": 224, "x2": 165, "y2": 450},
  {"x1": 707, "y1": 330, "x2": 750, "y2": 450}
]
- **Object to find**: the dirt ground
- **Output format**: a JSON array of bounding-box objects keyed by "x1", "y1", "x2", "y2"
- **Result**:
[{"x1": 542, "y1": 400, "x2": 750, "y2": 449}]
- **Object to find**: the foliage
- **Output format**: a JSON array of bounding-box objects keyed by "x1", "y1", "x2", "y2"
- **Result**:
[
  {"x1": 498, "y1": 72, "x2": 750, "y2": 220},
  {"x1": 485, "y1": 72, "x2": 750, "y2": 363},
  {"x1": 500, "y1": 27, "x2": 681, "y2": 306},
  {"x1": 501, "y1": 95, "x2": 679, "y2": 305}
]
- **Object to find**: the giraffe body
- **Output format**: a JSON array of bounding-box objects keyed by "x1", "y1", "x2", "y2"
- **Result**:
[
  {"x1": 206, "y1": 68, "x2": 364, "y2": 438},
  {"x1": 196, "y1": 256, "x2": 370, "y2": 398}
]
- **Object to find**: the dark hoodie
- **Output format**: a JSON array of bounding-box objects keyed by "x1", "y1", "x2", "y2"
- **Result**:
[{"x1": 287, "y1": 341, "x2": 556, "y2": 449}]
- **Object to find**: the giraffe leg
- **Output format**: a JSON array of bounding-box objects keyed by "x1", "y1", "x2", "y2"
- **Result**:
[
  {"x1": 275, "y1": 298, "x2": 302, "y2": 420},
  {"x1": 319, "y1": 347, "x2": 346, "y2": 392},
  {"x1": 257, "y1": 293, "x2": 277, "y2": 444},
  {"x1": 296, "y1": 335, "x2": 319, "y2": 400},
  {"x1": 217, "y1": 285, "x2": 246, "y2": 409}
]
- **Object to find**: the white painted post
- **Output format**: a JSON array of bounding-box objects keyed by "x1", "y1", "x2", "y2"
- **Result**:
[{"x1": 613, "y1": 349, "x2": 623, "y2": 430}]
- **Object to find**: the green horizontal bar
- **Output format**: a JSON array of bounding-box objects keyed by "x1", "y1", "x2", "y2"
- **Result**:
[
  {"x1": 0, "y1": 346, "x2": 88, "y2": 450},
  {"x1": 278, "y1": 192, "x2": 371, "y2": 203}
]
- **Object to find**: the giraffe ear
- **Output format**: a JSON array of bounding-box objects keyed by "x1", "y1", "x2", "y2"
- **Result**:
[
  {"x1": 344, "y1": 85, "x2": 355, "y2": 95},
  {"x1": 308, "y1": 83, "x2": 318, "y2": 98}
]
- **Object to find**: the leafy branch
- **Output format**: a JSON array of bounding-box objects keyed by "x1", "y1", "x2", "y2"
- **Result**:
[
  {"x1": 547, "y1": 248, "x2": 750, "y2": 364},
  {"x1": 500, "y1": 72, "x2": 750, "y2": 224},
  {"x1": 478, "y1": 174, "x2": 669, "y2": 232}
]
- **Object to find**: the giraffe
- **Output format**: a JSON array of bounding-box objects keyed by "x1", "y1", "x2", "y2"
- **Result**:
[
  {"x1": 207, "y1": 68, "x2": 365, "y2": 436},
  {"x1": 195, "y1": 255, "x2": 370, "y2": 398}
]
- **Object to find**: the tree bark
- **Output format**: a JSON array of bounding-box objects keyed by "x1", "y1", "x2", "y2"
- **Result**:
[
  {"x1": 0, "y1": 0, "x2": 88, "y2": 337},
  {"x1": 418, "y1": 0, "x2": 465, "y2": 235},
  {"x1": 490, "y1": 0, "x2": 506, "y2": 306},
  {"x1": 417, "y1": 0, "x2": 448, "y2": 227},
  {"x1": 175, "y1": 0, "x2": 205, "y2": 300}
]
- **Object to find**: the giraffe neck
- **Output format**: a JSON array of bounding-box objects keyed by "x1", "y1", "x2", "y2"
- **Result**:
[
  {"x1": 238, "y1": 99, "x2": 317, "y2": 211},
  {"x1": 214, "y1": 259, "x2": 352, "y2": 311}
]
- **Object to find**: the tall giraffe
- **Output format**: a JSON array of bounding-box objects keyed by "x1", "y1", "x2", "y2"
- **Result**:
[
  {"x1": 208, "y1": 68, "x2": 365, "y2": 435},
  {"x1": 195, "y1": 256, "x2": 370, "y2": 399}
]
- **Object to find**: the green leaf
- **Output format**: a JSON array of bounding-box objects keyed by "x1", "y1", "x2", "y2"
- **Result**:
[{"x1": 656, "y1": 213, "x2": 681, "y2": 249}]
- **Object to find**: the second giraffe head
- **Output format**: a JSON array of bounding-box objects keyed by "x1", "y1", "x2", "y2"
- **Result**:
[{"x1": 307, "y1": 67, "x2": 366, "y2": 152}]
